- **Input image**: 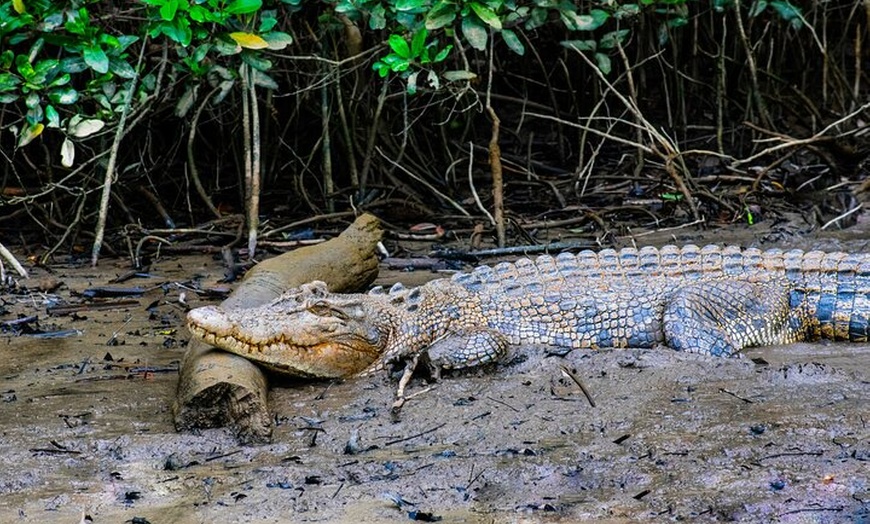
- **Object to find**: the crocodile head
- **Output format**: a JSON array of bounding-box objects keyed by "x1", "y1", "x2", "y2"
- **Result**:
[{"x1": 186, "y1": 281, "x2": 390, "y2": 378}]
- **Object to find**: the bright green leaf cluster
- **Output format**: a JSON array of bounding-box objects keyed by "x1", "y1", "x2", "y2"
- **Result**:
[
  {"x1": 372, "y1": 28, "x2": 453, "y2": 85},
  {"x1": 0, "y1": 0, "x2": 146, "y2": 149},
  {"x1": 1, "y1": 0, "x2": 296, "y2": 153}
]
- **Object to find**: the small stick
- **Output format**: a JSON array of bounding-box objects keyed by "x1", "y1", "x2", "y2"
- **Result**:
[
  {"x1": 383, "y1": 422, "x2": 446, "y2": 446},
  {"x1": 486, "y1": 396, "x2": 520, "y2": 413},
  {"x1": 821, "y1": 203, "x2": 862, "y2": 231},
  {"x1": 560, "y1": 365, "x2": 596, "y2": 407},
  {"x1": 719, "y1": 387, "x2": 753, "y2": 403}
]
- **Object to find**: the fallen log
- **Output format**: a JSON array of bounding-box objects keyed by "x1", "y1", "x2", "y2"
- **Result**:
[{"x1": 173, "y1": 213, "x2": 383, "y2": 444}]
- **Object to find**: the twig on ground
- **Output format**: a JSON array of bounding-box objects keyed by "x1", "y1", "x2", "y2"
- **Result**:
[{"x1": 560, "y1": 366, "x2": 596, "y2": 408}]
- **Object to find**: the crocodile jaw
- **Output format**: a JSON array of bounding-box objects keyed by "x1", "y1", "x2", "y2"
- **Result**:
[{"x1": 186, "y1": 305, "x2": 382, "y2": 378}]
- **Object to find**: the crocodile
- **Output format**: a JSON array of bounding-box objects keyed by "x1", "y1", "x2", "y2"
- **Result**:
[{"x1": 186, "y1": 244, "x2": 870, "y2": 381}]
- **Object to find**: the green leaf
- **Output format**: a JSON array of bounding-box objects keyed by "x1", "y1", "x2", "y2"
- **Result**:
[
  {"x1": 461, "y1": 16, "x2": 488, "y2": 51},
  {"x1": 83, "y1": 46, "x2": 109, "y2": 74},
  {"x1": 99, "y1": 34, "x2": 121, "y2": 50},
  {"x1": 252, "y1": 69, "x2": 278, "y2": 89},
  {"x1": 109, "y1": 58, "x2": 137, "y2": 79},
  {"x1": 25, "y1": 92, "x2": 39, "y2": 109},
  {"x1": 15, "y1": 55, "x2": 36, "y2": 82},
  {"x1": 162, "y1": 18, "x2": 193, "y2": 46},
  {"x1": 614, "y1": 3, "x2": 641, "y2": 19},
  {"x1": 38, "y1": 11, "x2": 63, "y2": 33},
  {"x1": 594, "y1": 52, "x2": 611, "y2": 74},
  {"x1": 48, "y1": 87, "x2": 79, "y2": 105},
  {"x1": 160, "y1": 0, "x2": 179, "y2": 20},
  {"x1": 48, "y1": 73, "x2": 71, "y2": 88},
  {"x1": 60, "y1": 57, "x2": 88, "y2": 74},
  {"x1": 0, "y1": 73, "x2": 22, "y2": 92},
  {"x1": 426, "y1": 1, "x2": 457, "y2": 30},
  {"x1": 433, "y1": 44, "x2": 453, "y2": 62},
  {"x1": 45, "y1": 104, "x2": 60, "y2": 128},
  {"x1": 598, "y1": 29, "x2": 630, "y2": 50},
  {"x1": 189, "y1": 5, "x2": 215, "y2": 22},
  {"x1": 116, "y1": 35, "x2": 139, "y2": 53},
  {"x1": 26, "y1": 103, "x2": 44, "y2": 125},
  {"x1": 469, "y1": 2, "x2": 502, "y2": 29},
  {"x1": 667, "y1": 16, "x2": 688, "y2": 28},
  {"x1": 411, "y1": 28, "x2": 427, "y2": 58},
  {"x1": 0, "y1": 51, "x2": 13, "y2": 70},
  {"x1": 396, "y1": 11, "x2": 417, "y2": 27},
  {"x1": 370, "y1": 4, "x2": 387, "y2": 29},
  {"x1": 262, "y1": 31, "x2": 293, "y2": 50},
  {"x1": 226, "y1": 0, "x2": 262, "y2": 14},
  {"x1": 525, "y1": 7, "x2": 548, "y2": 29},
  {"x1": 769, "y1": 0, "x2": 803, "y2": 28},
  {"x1": 394, "y1": 0, "x2": 426, "y2": 12},
  {"x1": 240, "y1": 51, "x2": 272, "y2": 71},
  {"x1": 563, "y1": 8, "x2": 609, "y2": 31},
  {"x1": 373, "y1": 61, "x2": 390, "y2": 78},
  {"x1": 382, "y1": 54, "x2": 410, "y2": 72},
  {"x1": 32, "y1": 59, "x2": 59, "y2": 85},
  {"x1": 63, "y1": 8, "x2": 89, "y2": 35},
  {"x1": 193, "y1": 44, "x2": 211, "y2": 63},
  {"x1": 258, "y1": 11, "x2": 278, "y2": 32},
  {"x1": 93, "y1": 93, "x2": 112, "y2": 111},
  {"x1": 500, "y1": 29, "x2": 524, "y2": 55},
  {"x1": 214, "y1": 36, "x2": 242, "y2": 55},
  {"x1": 389, "y1": 34, "x2": 411, "y2": 59},
  {"x1": 334, "y1": 0, "x2": 356, "y2": 14},
  {"x1": 560, "y1": 39, "x2": 596, "y2": 52}
]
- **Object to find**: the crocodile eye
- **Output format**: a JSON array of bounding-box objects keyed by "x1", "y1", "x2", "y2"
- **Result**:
[{"x1": 308, "y1": 301, "x2": 348, "y2": 320}]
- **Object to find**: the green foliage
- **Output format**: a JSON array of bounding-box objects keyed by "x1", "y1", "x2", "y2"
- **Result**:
[
  {"x1": 372, "y1": 28, "x2": 453, "y2": 92},
  {"x1": 0, "y1": 0, "x2": 293, "y2": 157},
  {"x1": 0, "y1": 0, "x2": 142, "y2": 149},
  {"x1": 362, "y1": 0, "x2": 806, "y2": 88},
  {"x1": 0, "y1": 0, "x2": 813, "y2": 154}
]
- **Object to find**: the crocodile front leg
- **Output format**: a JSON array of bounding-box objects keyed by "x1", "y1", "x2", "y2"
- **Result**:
[
  {"x1": 663, "y1": 278, "x2": 809, "y2": 356},
  {"x1": 424, "y1": 327, "x2": 510, "y2": 378},
  {"x1": 386, "y1": 327, "x2": 509, "y2": 414}
]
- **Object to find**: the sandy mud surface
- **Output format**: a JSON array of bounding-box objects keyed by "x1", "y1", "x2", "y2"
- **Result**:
[{"x1": 1, "y1": 223, "x2": 869, "y2": 523}]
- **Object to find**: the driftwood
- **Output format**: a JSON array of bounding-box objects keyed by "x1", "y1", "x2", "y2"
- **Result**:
[{"x1": 173, "y1": 213, "x2": 383, "y2": 444}]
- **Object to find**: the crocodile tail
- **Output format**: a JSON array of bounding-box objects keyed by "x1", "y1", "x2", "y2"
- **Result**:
[{"x1": 785, "y1": 251, "x2": 870, "y2": 342}]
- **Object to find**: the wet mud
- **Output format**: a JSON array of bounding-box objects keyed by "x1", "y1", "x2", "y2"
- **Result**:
[{"x1": 1, "y1": 222, "x2": 869, "y2": 523}]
